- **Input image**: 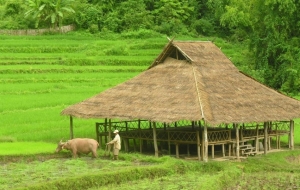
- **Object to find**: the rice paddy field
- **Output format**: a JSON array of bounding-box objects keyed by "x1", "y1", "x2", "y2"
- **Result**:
[{"x1": 1, "y1": 32, "x2": 300, "y2": 190}]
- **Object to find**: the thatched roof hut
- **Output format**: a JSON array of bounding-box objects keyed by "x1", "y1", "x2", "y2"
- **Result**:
[{"x1": 61, "y1": 40, "x2": 300, "y2": 126}]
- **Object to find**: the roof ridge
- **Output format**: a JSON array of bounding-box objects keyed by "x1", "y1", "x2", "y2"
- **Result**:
[{"x1": 192, "y1": 64, "x2": 205, "y2": 119}]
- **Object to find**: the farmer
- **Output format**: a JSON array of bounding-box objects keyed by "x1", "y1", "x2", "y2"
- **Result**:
[{"x1": 106, "y1": 129, "x2": 121, "y2": 160}]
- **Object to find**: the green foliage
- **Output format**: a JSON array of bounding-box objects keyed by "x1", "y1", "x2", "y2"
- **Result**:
[
  {"x1": 120, "y1": 29, "x2": 162, "y2": 39},
  {"x1": 246, "y1": 0, "x2": 300, "y2": 91},
  {"x1": 4, "y1": 1, "x2": 24, "y2": 16},
  {"x1": 74, "y1": 4, "x2": 101, "y2": 30},
  {"x1": 191, "y1": 18, "x2": 215, "y2": 36},
  {"x1": 24, "y1": 0, "x2": 76, "y2": 28}
]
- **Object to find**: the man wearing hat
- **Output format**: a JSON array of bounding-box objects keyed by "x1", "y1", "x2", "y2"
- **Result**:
[{"x1": 106, "y1": 129, "x2": 121, "y2": 160}]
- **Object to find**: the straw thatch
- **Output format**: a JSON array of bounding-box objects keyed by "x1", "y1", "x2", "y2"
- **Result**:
[{"x1": 61, "y1": 41, "x2": 300, "y2": 125}]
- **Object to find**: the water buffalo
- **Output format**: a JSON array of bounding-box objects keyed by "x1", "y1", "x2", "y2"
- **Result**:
[
  {"x1": 55, "y1": 139, "x2": 65, "y2": 153},
  {"x1": 62, "y1": 138, "x2": 99, "y2": 158}
]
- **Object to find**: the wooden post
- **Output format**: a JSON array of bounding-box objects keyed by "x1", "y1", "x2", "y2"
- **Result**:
[
  {"x1": 187, "y1": 144, "x2": 190, "y2": 157},
  {"x1": 276, "y1": 123, "x2": 279, "y2": 149},
  {"x1": 176, "y1": 143, "x2": 179, "y2": 158},
  {"x1": 196, "y1": 131, "x2": 201, "y2": 161},
  {"x1": 133, "y1": 139, "x2": 137, "y2": 152},
  {"x1": 108, "y1": 119, "x2": 112, "y2": 142},
  {"x1": 222, "y1": 144, "x2": 225, "y2": 157},
  {"x1": 140, "y1": 139, "x2": 143, "y2": 153},
  {"x1": 168, "y1": 131, "x2": 171, "y2": 155},
  {"x1": 204, "y1": 125, "x2": 208, "y2": 162},
  {"x1": 69, "y1": 116, "x2": 74, "y2": 139},
  {"x1": 290, "y1": 120, "x2": 294, "y2": 150},
  {"x1": 104, "y1": 118, "x2": 108, "y2": 143},
  {"x1": 124, "y1": 138, "x2": 129, "y2": 152},
  {"x1": 264, "y1": 122, "x2": 268, "y2": 154},
  {"x1": 229, "y1": 129, "x2": 232, "y2": 156},
  {"x1": 152, "y1": 122, "x2": 159, "y2": 157},
  {"x1": 255, "y1": 125, "x2": 259, "y2": 153},
  {"x1": 201, "y1": 129, "x2": 205, "y2": 161},
  {"x1": 235, "y1": 123, "x2": 240, "y2": 160},
  {"x1": 95, "y1": 123, "x2": 101, "y2": 147},
  {"x1": 212, "y1": 145, "x2": 214, "y2": 159},
  {"x1": 268, "y1": 122, "x2": 272, "y2": 150}
]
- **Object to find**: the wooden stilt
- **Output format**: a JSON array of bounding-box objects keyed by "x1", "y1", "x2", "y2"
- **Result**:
[
  {"x1": 152, "y1": 122, "x2": 159, "y2": 157},
  {"x1": 69, "y1": 116, "x2": 73, "y2": 139},
  {"x1": 235, "y1": 123, "x2": 240, "y2": 160},
  {"x1": 201, "y1": 129, "x2": 205, "y2": 161},
  {"x1": 187, "y1": 144, "x2": 190, "y2": 157},
  {"x1": 104, "y1": 118, "x2": 107, "y2": 143},
  {"x1": 264, "y1": 122, "x2": 268, "y2": 155},
  {"x1": 124, "y1": 138, "x2": 128, "y2": 152},
  {"x1": 290, "y1": 120, "x2": 294, "y2": 150},
  {"x1": 255, "y1": 125, "x2": 259, "y2": 153},
  {"x1": 133, "y1": 139, "x2": 137, "y2": 152},
  {"x1": 204, "y1": 125, "x2": 208, "y2": 162},
  {"x1": 196, "y1": 130, "x2": 201, "y2": 161},
  {"x1": 95, "y1": 123, "x2": 99, "y2": 145},
  {"x1": 168, "y1": 132, "x2": 171, "y2": 155},
  {"x1": 176, "y1": 144, "x2": 179, "y2": 158},
  {"x1": 222, "y1": 144, "x2": 225, "y2": 157},
  {"x1": 108, "y1": 119, "x2": 112, "y2": 142},
  {"x1": 140, "y1": 139, "x2": 143, "y2": 153},
  {"x1": 212, "y1": 145, "x2": 214, "y2": 159}
]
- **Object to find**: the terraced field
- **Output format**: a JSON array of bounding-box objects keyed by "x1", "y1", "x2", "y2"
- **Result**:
[{"x1": 0, "y1": 34, "x2": 166, "y2": 142}]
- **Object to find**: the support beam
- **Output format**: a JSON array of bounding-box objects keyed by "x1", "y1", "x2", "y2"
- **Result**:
[
  {"x1": 108, "y1": 119, "x2": 112, "y2": 142},
  {"x1": 140, "y1": 139, "x2": 143, "y2": 153},
  {"x1": 264, "y1": 122, "x2": 268, "y2": 155},
  {"x1": 222, "y1": 144, "x2": 225, "y2": 157},
  {"x1": 168, "y1": 132, "x2": 171, "y2": 155},
  {"x1": 133, "y1": 139, "x2": 137, "y2": 152},
  {"x1": 176, "y1": 144, "x2": 179, "y2": 158},
  {"x1": 204, "y1": 125, "x2": 208, "y2": 162},
  {"x1": 95, "y1": 123, "x2": 99, "y2": 145},
  {"x1": 235, "y1": 123, "x2": 240, "y2": 160},
  {"x1": 290, "y1": 120, "x2": 294, "y2": 150},
  {"x1": 255, "y1": 125, "x2": 259, "y2": 153},
  {"x1": 152, "y1": 122, "x2": 159, "y2": 157},
  {"x1": 196, "y1": 130, "x2": 201, "y2": 161},
  {"x1": 69, "y1": 116, "x2": 73, "y2": 139},
  {"x1": 104, "y1": 118, "x2": 108, "y2": 143}
]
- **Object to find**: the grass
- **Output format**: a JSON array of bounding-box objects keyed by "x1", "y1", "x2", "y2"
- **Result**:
[
  {"x1": 0, "y1": 142, "x2": 56, "y2": 155},
  {"x1": 0, "y1": 33, "x2": 300, "y2": 189},
  {"x1": 0, "y1": 150, "x2": 300, "y2": 190}
]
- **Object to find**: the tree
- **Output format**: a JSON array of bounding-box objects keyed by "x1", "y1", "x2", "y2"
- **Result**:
[
  {"x1": 24, "y1": 0, "x2": 47, "y2": 28},
  {"x1": 152, "y1": 0, "x2": 194, "y2": 35},
  {"x1": 45, "y1": 0, "x2": 75, "y2": 29},
  {"x1": 248, "y1": 0, "x2": 300, "y2": 91},
  {"x1": 25, "y1": 0, "x2": 75, "y2": 29}
]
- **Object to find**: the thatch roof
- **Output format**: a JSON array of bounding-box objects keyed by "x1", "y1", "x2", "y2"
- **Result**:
[{"x1": 61, "y1": 40, "x2": 300, "y2": 125}]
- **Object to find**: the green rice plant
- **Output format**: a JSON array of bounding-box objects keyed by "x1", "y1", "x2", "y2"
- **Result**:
[{"x1": 0, "y1": 142, "x2": 56, "y2": 155}]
